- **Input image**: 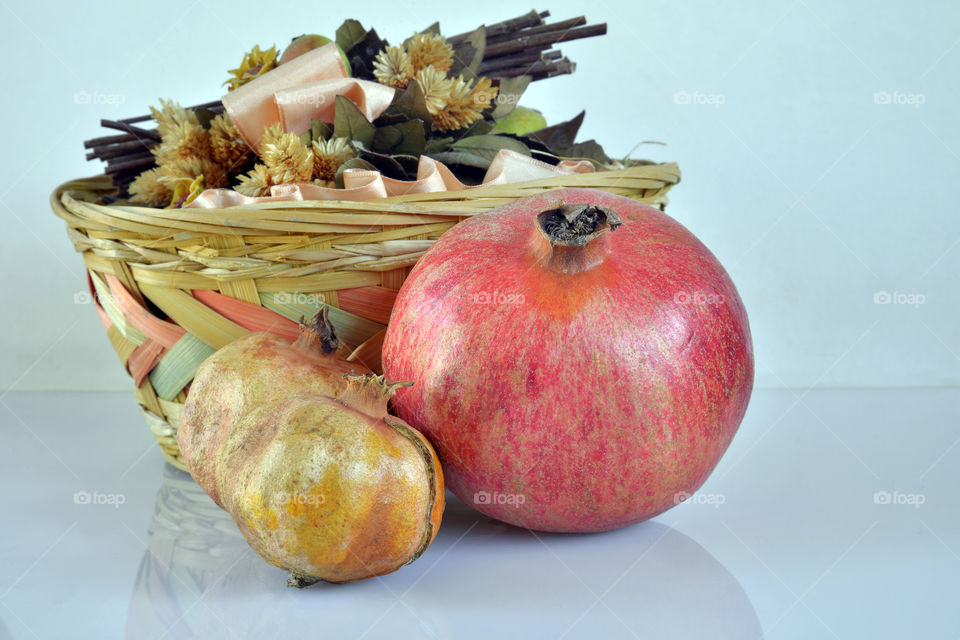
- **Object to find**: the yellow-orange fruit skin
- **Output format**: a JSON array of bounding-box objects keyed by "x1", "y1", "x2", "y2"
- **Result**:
[
  {"x1": 215, "y1": 393, "x2": 444, "y2": 583},
  {"x1": 178, "y1": 330, "x2": 370, "y2": 507}
]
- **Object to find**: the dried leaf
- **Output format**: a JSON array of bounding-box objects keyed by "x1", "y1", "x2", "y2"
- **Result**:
[
  {"x1": 385, "y1": 81, "x2": 433, "y2": 134},
  {"x1": 336, "y1": 19, "x2": 367, "y2": 55},
  {"x1": 558, "y1": 139, "x2": 612, "y2": 165},
  {"x1": 359, "y1": 148, "x2": 408, "y2": 180},
  {"x1": 527, "y1": 110, "x2": 585, "y2": 152},
  {"x1": 452, "y1": 119, "x2": 494, "y2": 140},
  {"x1": 346, "y1": 28, "x2": 387, "y2": 81},
  {"x1": 450, "y1": 134, "x2": 531, "y2": 162},
  {"x1": 372, "y1": 120, "x2": 426, "y2": 157},
  {"x1": 448, "y1": 26, "x2": 485, "y2": 80},
  {"x1": 333, "y1": 96, "x2": 375, "y2": 147},
  {"x1": 490, "y1": 76, "x2": 531, "y2": 119},
  {"x1": 425, "y1": 136, "x2": 454, "y2": 154},
  {"x1": 429, "y1": 150, "x2": 492, "y2": 170},
  {"x1": 312, "y1": 119, "x2": 333, "y2": 142}
]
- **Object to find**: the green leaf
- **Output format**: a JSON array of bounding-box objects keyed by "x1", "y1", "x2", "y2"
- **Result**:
[
  {"x1": 359, "y1": 149, "x2": 409, "y2": 180},
  {"x1": 429, "y1": 150, "x2": 493, "y2": 170},
  {"x1": 425, "y1": 136, "x2": 454, "y2": 154},
  {"x1": 527, "y1": 110, "x2": 585, "y2": 152},
  {"x1": 391, "y1": 154, "x2": 422, "y2": 176},
  {"x1": 372, "y1": 120, "x2": 426, "y2": 156},
  {"x1": 312, "y1": 119, "x2": 333, "y2": 142},
  {"x1": 385, "y1": 81, "x2": 433, "y2": 134},
  {"x1": 335, "y1": 19, "x2": 367, "y2": 54},
  {"x1": 333, "y1": 96, "x2": 375, "y2": 147},
  {"x1": 450, "y1": 134, "x2": 531, "y2": 162},
  {"x1": 451, "y1": 119, "x2": 494, "y2": 139},
  {"x1": 194, "y1": 108, "x2": 217, "y2": 130},
  {"x1": 490, "y1": 76, "x2": 531, "y2": 119},
  {"x1": 448, "y1": 26, "x2": 485, "y2": 80},
  {"x1": 557, "y1": 139, "x2": 612, "y2": 165},
  {"x1": 335, "y1": 157, "x2": 378, "y2": 189}
]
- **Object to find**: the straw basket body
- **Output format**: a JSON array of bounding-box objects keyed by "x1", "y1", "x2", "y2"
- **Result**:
[{"x1": 50, "y1": 164, "x2": 680, "y2": 470}]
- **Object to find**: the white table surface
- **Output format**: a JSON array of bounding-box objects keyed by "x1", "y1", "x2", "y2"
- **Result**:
[{"x1": 0, "y1": 388, "x2": 956, "y2": 639}]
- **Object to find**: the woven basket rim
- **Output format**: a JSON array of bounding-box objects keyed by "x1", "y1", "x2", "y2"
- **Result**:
[{"x1": 52, "y1": 162, "x2": 681, "y2": 231}]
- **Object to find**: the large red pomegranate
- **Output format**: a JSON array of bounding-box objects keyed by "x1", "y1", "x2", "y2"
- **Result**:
[{"x1": 382, "y1": 188, "x2": 753, "y2": 532}]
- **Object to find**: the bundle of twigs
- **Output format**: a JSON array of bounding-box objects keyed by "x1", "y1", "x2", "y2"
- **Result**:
[{"x1": 83, "y1": 10, "x2": 606, "y2": 195}]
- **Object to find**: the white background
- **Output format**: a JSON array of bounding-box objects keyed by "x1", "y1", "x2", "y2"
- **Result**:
[{"x1": 1, "y1": 0, "x2": 957, "y2": 391}]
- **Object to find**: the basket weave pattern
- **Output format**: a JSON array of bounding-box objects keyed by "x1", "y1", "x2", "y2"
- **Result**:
[{"x1": 51, "y1": 164, "x2": 680, "y2": 469}]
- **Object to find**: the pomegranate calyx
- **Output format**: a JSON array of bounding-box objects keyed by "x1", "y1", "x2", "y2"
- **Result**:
[
  {"x1": 339, "y1": 373, "x2": 414, "y2": 418},
  {"x1": 292, "y1": 306, "x2": 340, "y2": 356},
  {"x1": 534, "y1": 201, "x2": 622, "y2": 273},
  {"x1": 537, "y1": 201, "x2": 622, "y2": 247}
]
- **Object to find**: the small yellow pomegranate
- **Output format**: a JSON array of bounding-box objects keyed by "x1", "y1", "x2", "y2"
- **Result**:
[
  {"x1": 216, "y1": 376, "x2": 444, "y2": 585},
  {"x1": 179, "y1": 309, "x2": 370, "y2": 507},
  {"x1": 178, "y1": 310, "x2": 444, "y2": 585}
]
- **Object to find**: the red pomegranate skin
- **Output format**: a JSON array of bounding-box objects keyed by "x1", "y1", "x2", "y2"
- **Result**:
[{"x1": 382, "y1": 188, "x2": 754, "y2": 533}]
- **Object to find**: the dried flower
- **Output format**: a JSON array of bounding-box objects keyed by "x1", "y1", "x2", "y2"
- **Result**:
[
  {"x1": 129, "y1": 168, "x2": 172, "y2": 207},
  {"x1": 433, "y1": 76, "x2": 498, "y2": 132},
  {"x1": 259, "y1": 124, "x2": 314, "y2": 184},
  {"x1": 152, "y1": 121, "x2": 212, "y2": 165},
  {"x1": 235, "y1": 164, "x2": 273, "y2": 197},
  {"x1": 408, "y1": 32, "x2": 453, "y2": 73},
  {"x1": 414, "y1": 66, "x2": 453, "y2": 115},
  {"x1": 150, "y1": 99, "x2": 200, "y2": 138},
  {"x1": 159, "y1": 156, "x2": 228, "y2": 190},
  {"x1": 224, "y1": 44, "x2": 278, "y2": 92},
  {"x1": 373, "y1": 46, "x2": 415, "y2": 89},
  {"x1": 209, "y1": 113, "x2": 252, "y2": 170},
  {"x1": 312, "y1": 137, "x2": 355, "y2": 183}
]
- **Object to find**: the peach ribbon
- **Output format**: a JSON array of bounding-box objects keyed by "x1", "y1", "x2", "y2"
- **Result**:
[
  {"x1": 222, "y1": 44, "x2": 395, "y2": 149},
  {"x1": 188, "y1": 149, "x2": 596, "y2": 207}
]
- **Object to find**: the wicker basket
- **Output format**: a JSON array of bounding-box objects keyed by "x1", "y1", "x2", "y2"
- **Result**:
[{"x1": 50, "y1": 163, "x2": 680, "y2": 470}]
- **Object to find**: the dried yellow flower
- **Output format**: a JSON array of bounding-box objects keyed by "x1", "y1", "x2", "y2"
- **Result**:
[
  {"x1": 209, "y1": 113, "x2": 252, "y2": 170},
  {"x1": 408, "y1": 32, "x2": 453, "y2": 73},
  {"x1": 224, "y1": 44, "x2": 278, "y2": 92},
  {"x1": 414, "y1": 66, "x2": 453, "y2": 115},
  {"x1": 373, "y1": 46, "x2": 415, "y2": 89},
  {"x1": 129, "y1": 168, "x2": 172, "y2": 207},
  {"x1": 159, "y1": 156, "x2": 228, "y2": 190},
  {"x1": 259, "y1": 124, "x2": 314, "y2": 184},
  {"x1": 235, "y1": 164, "x2": 273, "y2": 197},
  {"x1": 433, "y1": 76, "x2": 499, "y2": 132},
  {"x1": 152, "y1": 121, "x2": 212, "y2": 165},
  {"x1": 312, "y1": 137, "x2": 355, "y2": 183},
  {"x1": 150, "y1": 99, "x2": 200, "y2": 139}
]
